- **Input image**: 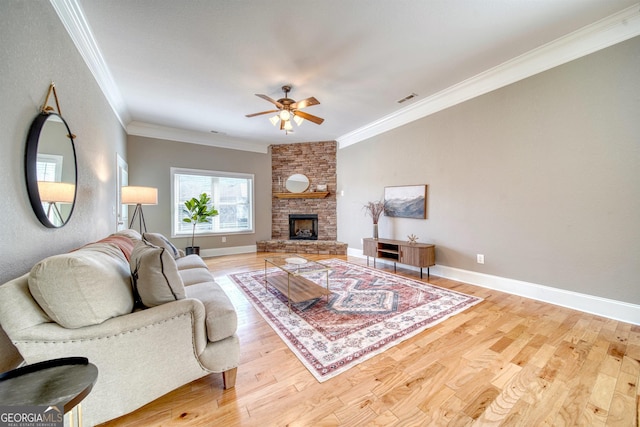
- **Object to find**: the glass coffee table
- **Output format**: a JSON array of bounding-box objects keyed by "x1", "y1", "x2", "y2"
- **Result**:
[{"x1": 264, "y1": 255, "x2": 331, "y2": 312}]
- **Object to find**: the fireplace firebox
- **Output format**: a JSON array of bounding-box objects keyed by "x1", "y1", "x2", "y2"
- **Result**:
[{"x1": 289, "y1": 214, "x2": 318, "y2": 240}]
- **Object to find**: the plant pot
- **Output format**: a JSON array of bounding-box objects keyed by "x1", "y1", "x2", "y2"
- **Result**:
[
  {"x1": 373, "y1": 224, "x2": 379, "y2": 240},
  {"x1": 185, "y1": 246, "x2": 200, "y2": 256}
]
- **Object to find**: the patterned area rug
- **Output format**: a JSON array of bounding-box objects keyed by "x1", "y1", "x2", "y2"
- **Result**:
[{"x1": 228, "y1": 259, "x2": 483, "y2": 382}]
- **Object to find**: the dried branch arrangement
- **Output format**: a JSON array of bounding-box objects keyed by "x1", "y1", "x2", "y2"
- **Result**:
[{"x1": 363, "y1": 200, "x2": 386, "y2": 224}]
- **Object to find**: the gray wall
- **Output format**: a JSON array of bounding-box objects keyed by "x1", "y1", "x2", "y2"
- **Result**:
[
  {"x1": 0, "y1": 1, "x2": 128, "y2": 369},
  {"x1": 127, "y1": 135, "x2": 272, "y2": 250},
  {"x1": 338, "y1": 36, "x2": 640, "y2": 305}
]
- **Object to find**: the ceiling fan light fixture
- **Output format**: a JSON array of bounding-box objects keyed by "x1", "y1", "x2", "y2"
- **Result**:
[
  {"x1": 246, "y1": 85, "x2": 323, "y2": 133},
  {"x1": 279, "y1": 110, "x2": 291, "y2": 121}
]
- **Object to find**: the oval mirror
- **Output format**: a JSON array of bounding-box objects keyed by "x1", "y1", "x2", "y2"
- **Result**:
[
  {"x1": 25, "y1": 112, "x2": 77, "y2": 228},
  {"x1": 285, "y1": 173, "x2": 309, "y2": 193}
]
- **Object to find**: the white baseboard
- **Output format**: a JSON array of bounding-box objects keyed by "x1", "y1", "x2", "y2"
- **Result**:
[
  {"x1": 348, "y1": 248, "x2": 640, "y2": 325},
  {"x1": 200, "y1": 245, "x2": 257, "y2": 258}
]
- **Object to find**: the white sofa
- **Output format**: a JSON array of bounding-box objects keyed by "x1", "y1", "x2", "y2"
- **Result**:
[{"x1": 0, "y1": 230, "x2": 240, "y2": 426}]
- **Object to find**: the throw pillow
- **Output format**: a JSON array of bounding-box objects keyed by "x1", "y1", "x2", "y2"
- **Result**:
[
  {"x1": 143, "y1": 232, "x2": 180, "y2": 259},
  {"x1": 130, "y1": 240, "x2": 185, "y2": 307},
  {"x1": 28, "y1": 244, "x2": 134, "y2": 329}
]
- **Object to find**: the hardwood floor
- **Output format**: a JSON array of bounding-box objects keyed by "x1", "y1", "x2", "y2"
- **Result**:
[{"x1": 99, "y1": 253, "x2": 639, "y2": 426}]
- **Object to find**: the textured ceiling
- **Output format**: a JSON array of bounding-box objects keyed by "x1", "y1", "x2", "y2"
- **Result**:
[{"x1": 72, "y1": 0, "x2": 638, "y2": 150}]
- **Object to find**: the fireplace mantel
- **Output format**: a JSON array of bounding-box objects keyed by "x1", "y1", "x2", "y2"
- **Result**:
[{"x1": 273, "y1": 192, "x2": 329, "y2": 199}]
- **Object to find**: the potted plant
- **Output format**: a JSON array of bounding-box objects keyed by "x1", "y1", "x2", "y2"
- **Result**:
[
  {"x1": 363, "y1": 200, "x2": 386, "y2": 239},
  {"x1": 182, "y1": 192, "x2": 219, "y2": 255}
]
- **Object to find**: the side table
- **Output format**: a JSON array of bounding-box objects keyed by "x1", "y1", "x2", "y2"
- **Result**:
[{"x1": 0, "y1": 357, "x2": 98, "y2": 427}]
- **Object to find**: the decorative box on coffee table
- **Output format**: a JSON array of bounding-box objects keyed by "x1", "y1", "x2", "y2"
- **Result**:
[{"x1": 363, "y1": 237, "x2": 435, "y2": 278}]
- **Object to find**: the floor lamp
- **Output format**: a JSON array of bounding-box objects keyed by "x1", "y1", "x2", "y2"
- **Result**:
[{"x1": 121, "y1": 186, "x2": 158, "y2": 233}]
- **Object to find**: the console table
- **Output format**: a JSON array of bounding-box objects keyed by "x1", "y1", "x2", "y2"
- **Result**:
[{"x1": 363, "y1": 238, "x2": 435, "y2": 278}]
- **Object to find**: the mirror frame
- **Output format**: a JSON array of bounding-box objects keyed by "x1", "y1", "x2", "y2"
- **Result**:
[
  {"x1": 25, "y1": 112, "x2": 78, "y2": 228},
  {"x1": 285, "y1": 173, "x2": 310, "y2": 193}
]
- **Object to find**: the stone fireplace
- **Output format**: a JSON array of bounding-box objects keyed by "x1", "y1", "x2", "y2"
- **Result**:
[
  {"x1": 255, "y1": 140, "x2": 347, "y2": 254},
  {"x1": 270, "y1": 141, "x2": 337, "y2": 241},
  {"x1": 289, "y1": 214, "x2": 318, "y2": 240}
]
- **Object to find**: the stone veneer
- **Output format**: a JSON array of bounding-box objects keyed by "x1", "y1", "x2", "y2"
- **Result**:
[
  {"x1": 257, "y1": 140, "x2": 346, "y2": 255},
  {"x1": 256, "y1": 240, "x2": 347, "y2": 255}
]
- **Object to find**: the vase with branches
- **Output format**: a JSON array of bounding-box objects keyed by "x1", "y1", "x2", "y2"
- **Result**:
[
  {"x1": 182, "y1": 193, "x2": 219, "y2": 255},
  {"x1": 363, "y1": 200, "x2": 386, "y2": 239}
]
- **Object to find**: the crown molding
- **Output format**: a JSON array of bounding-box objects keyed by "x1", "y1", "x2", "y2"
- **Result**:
[
  {"x1": 52, "y1": 0, "x2": 640, "y2": 150},
  {"x1": 127, "y1": 121, "x2": 269, "y2": 153},
  {"x1": 50, "y1": 0, "x2": 130, "y2": 128},
  {"x1": 337, "y1": 4, "x2": 640, "y2": 149}
]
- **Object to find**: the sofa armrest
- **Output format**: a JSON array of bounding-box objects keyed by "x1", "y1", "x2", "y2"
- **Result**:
[
  {"x1": 185, "y1": 281, "x2": 237, "y2": 342},
  {"x1": 9, "y1": 298, "x2": 210, "y2": 355},
  {"x1": 7, "y1": 298, "x2": 216, "y2": 427}
]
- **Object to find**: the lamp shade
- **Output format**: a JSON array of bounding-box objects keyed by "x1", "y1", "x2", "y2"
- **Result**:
[
  {"x1": 121, "y1": 186, "x2": 158, "y2": 205},
  {"x1": 38, "y1": 181, "x2": 76, "y2": 203}
]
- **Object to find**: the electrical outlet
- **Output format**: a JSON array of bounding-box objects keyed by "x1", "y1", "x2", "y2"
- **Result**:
[
  {"x1": 477, "y1": 254, "x2": 485, "y2": 264},
  {"x1": 221, "y1": 236, "x2": 226, "y2": 243}
]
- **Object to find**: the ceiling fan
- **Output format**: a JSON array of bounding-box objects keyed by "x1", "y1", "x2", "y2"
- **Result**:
[{"x1": 245, "y1": 85, "x2": 324, "y2": 134}]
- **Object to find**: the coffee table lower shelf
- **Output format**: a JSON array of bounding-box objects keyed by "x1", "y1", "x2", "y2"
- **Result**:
[{"x1": 265, "y1": 274, "x2": 330, "y2": 311}]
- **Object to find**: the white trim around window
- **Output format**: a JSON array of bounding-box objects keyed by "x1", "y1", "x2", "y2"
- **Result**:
[{"x1": 170, "y1": 167, "x2": 255, "y2": 239}]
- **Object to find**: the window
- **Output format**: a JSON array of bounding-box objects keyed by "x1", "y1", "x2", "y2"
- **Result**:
[
  {"x1": 171, "y1": 167, "x2": 254, "y2": 237},
  {"x1": 37, "y1": 153, "x2": 63, "y2": 182}
]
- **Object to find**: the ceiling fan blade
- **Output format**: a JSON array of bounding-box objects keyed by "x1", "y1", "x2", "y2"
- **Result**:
[
  {"x1": 279, "y1": 118, "x2": 284, "y2": 130},
  {"x1": 290, "y1": 97, "x2": 320, "y2": 110},
  {"x1": 255, "y1": 94, "x2": 284, "y2": 109},
  {"x1": 245, "y1": 109, "x2": 279, "y2": 118},
  {"x1": 294, "y1": 110, "x2": 324, "y2": 125}
]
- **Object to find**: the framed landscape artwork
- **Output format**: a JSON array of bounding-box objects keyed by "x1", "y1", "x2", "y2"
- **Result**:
[{"x1": 384, "y1": 185, "x2": 427, "y2": 219}]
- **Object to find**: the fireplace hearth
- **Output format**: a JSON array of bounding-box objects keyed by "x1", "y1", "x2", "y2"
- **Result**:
[{"x1": 289, "y1": 214, "x2": 318, "y2": 240}]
